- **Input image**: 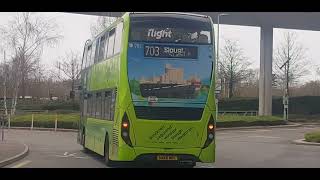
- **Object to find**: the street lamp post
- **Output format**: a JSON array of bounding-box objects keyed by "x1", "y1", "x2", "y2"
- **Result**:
[
  {"x1": 216, "y1": 13, "x2": 229, "y2": 122},
  {"x1": 280, "y1": 57, "x2": 290, "y2": 122},
  {"x1": 216, "y1": 13, "x2": 229, "y2": 74}
]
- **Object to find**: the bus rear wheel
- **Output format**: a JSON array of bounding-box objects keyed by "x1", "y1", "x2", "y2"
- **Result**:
[
  {"x1": 104, "y1": 135, "x2": 111, "y2": 166},
  {"x1": 82, "y1": 130, "x2": 89, "y2": 153}
]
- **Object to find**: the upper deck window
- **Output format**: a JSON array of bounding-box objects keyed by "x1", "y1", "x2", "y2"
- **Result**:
[{"x1": 129, "y1": 14, "x2": 212, "y2": 44}]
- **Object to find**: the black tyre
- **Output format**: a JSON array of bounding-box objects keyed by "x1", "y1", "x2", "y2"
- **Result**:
[
  {"x1": 104, "y1": 134, "x2": 111, "y2": 166},
  {"x1": 82, "y1": 130, "x2": 89, "y2": 153}
]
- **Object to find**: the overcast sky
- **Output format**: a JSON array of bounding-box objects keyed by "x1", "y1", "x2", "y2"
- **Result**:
[{"x1": 0, "y1": 12, "x2": 319, "y2": 83}]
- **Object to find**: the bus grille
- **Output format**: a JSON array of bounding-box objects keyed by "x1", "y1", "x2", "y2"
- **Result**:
[
  {"x1": 134, "y1": 106, "x2": 203, "y2": 120},
  {"x1": 112, "y1": 128, "x2": 119, "y2": 146}
]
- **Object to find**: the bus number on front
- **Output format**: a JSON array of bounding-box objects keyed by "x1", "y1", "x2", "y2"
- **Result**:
[{"x1": 145, "y1": 46, "x2": 160, "y2": 57}]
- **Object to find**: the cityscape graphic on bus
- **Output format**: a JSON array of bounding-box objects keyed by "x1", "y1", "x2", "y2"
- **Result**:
[{"x1": 128, "y1": 57, "x2": 212, "y2": 108}]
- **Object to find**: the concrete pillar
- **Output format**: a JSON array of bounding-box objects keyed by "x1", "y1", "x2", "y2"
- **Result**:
[{"x1": 259, "y1": 26, "x2": 273, "y2": 116}]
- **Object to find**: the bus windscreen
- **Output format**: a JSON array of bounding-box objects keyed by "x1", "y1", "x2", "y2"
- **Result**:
[{"x1": 128, "y1": 15, "x2": 214, "y2": 109}]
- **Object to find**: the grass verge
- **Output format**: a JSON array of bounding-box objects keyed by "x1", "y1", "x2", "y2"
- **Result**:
[{"x1": 305, "y1": 131, "x2": 320, "y2": 143}]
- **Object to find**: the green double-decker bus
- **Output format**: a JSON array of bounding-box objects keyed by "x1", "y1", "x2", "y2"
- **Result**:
[{"x1": 78, "y1": 12, "x2": 216, "y2": 167}]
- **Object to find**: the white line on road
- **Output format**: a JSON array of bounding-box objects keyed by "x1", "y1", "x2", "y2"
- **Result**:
[
  {"x1": 53, "y1": 152, "x2": 88, "y2": 159},
  {"x1": 256, "y1": 130, "x2": 272, "y2": 132},
  {"x1": 236, "y1": 130, "x2": 271, "y2": 133},
  {"x1": 217, "y1": 133, "x2": 229, "y2": 135},
  {"x1": 74, "y1": 156, "x2": 89, "y2": 159},
  {"x1": 11, "y1": 160, "x2": 32, "y2": 168},
  {"x1": 303, "y1": 127, "x2": 318, "y2": 130},
  {"x1": 218, "y1": 129, "x2": 271, "y2": 135},
  {"x1": 281, "y1": 129, "x2": 300, "y2": 131},
  {"x1": 54, "y1": 155, "x2": 88, "y2": 159},
  {"x1": 249, "y1": 136, "x2": 281, "y2": 139}
]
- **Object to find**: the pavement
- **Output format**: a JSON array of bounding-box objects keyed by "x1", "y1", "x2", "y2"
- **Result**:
[
  {"x1": 0, "y1": 140, "x2": 29, "y2": 167},
  {"x1": 292, "y1": 139, "x2": 320, "y2": 146},
  {"x1": 1, "y1": 123, "x2": 320, "y2": 168}
]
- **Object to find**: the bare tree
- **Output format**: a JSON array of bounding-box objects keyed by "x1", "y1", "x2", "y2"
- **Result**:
[
  {"x1": 316, "y1": 65, "x2": 320, "y2": 78},
  {"x1": 273, "y1": 31, "x2": 310, "y2": 94},
  {"x1": 0, "y1": 12, "x2": 62, "y2": 115},
  {"x1": 1, "y1": 51, "x2": 9, "y2": 115},
  {"x1": 53, "y1": 51, "x2": 81, "y2": 101},
  {"x1": 219, "y1": 38, "x2": 252, "y2": 98},
  {"x1": 90, "y1": 16, "x2": 117, "y2": 37}
]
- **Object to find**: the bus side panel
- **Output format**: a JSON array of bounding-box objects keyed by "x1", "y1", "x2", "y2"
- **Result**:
[
  {"x1": 85, "y1": 118, "x2": 113, "y2": 155},
  {"x1": 118, "y1": 13, "x2": 131, "y2": 111},
  {"x1": 198, "y1": 18, "x2": 216, "y2": 163},
  {"x1": 85, "y1": 49, "x2": 121, "y2": 156},
  {"x1": 88, "y1": 56, "x2": 120, "y2": 91},
  {"x1": 199, "y1": 141, "x2": 215, "y2": 162},
  {"x1": 110, "y1": 13, "x2": 136, "y2": 161}
]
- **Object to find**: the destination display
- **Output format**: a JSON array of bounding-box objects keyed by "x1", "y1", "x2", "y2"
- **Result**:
[{"x1": 144, "y1": 45, "x2": 198, "y2": 59}]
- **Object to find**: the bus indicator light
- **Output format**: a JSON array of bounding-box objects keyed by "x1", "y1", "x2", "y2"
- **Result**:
[
  {"x1": 122, "y1": 122, "x2": 129, "y2": 128},
  {"x1": 121, "y1": 113, "x2": 133, "y2": 147}
]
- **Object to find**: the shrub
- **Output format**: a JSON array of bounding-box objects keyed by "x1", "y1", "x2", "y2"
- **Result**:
[{"x1": 41, "y1": 101, "x2": 80, "y2": 111}]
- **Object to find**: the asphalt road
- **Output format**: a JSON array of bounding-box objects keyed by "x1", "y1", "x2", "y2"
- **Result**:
[{"x1": 4, "y1": 124, "x2": 320, "y2": 168}]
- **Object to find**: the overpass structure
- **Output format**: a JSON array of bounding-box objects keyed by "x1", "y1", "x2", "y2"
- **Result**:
[{"x1": 74, "y1": 12, "x2": 320, "y2": 115}]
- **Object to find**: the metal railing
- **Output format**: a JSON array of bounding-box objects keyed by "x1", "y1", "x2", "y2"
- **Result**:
[
  {"x1": 0, "y1": 110, "x2": 79, "y2": 131},
  {"x1": 0, "y1": 114, "x2": 8, "y2": 141}
]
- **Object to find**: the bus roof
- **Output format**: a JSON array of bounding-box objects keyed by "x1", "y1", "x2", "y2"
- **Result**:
[
  {"x1": 129, "y1": 12, "x2": 209, "y2": 18},
  {"x1": 128, "y1": 12, "x2": 212, "y2": 24},
  {"x1": 84, "y1": 12, "x2": 211, "y2": 48}
]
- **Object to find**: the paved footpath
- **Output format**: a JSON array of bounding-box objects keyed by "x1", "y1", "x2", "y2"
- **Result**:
[
  {"x1": 3, "y1": 124, "x2": 320, "y2": 168},
  {"x1": 0, "y1": 140, "x2": 28, "y2": 167}
]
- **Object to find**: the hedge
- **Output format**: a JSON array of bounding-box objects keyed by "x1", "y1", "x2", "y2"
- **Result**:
[
  {"x1": 9, "y1": 113, "x2": 285, "y2": 129},
  {"x1": 41, "y1": 101, "x2": 80, "y2": 111},
  {"x1": 10, "y1": 113, "x2": 80, "y2": 129},
  {"x1": 219, "y1": 96, "x2": 320, "y2": 115},
  {"x1": 216, "y1": 115, "x2": 286, "y2": 128}
]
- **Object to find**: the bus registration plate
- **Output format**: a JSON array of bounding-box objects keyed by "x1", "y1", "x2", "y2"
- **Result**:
[{"x1": 157, "y1": 155, "x2": 178, "y2": 161}]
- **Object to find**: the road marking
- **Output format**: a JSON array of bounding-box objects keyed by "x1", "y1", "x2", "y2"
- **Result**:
[
  {"x1": 256, "y1": 130, "x2": 272, "y2": 132},
  {"x1": 11, "y1": 160, "x2": 32, "y2": 168},
  {"x1": 303, "y1": 127, "x2": 318, "y2": 130},
  {"x1": 196, "y1": 164, "x2": 215, "y2": 168},
  {"x1": 282, "y1": 129, "x2": 300, "y2": 131},
  {"x1": 221, "y1": 129, "x2": 273, "y2": 134},
  {"x1": 74, "y1": 156, "x2": 89, "y2": 159},
  {"x1": 54, "y1": 152, "x2": 88, "y2": 159},
  {"x1": 249, "y1": 136, "x2": 281, "y2": 139},
  {"x1": 218, "y1": 133, "x2": 229, "y2": 135},
  {"x1": 237, "y1": 130, "x2": 262, "y2": 133}
]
